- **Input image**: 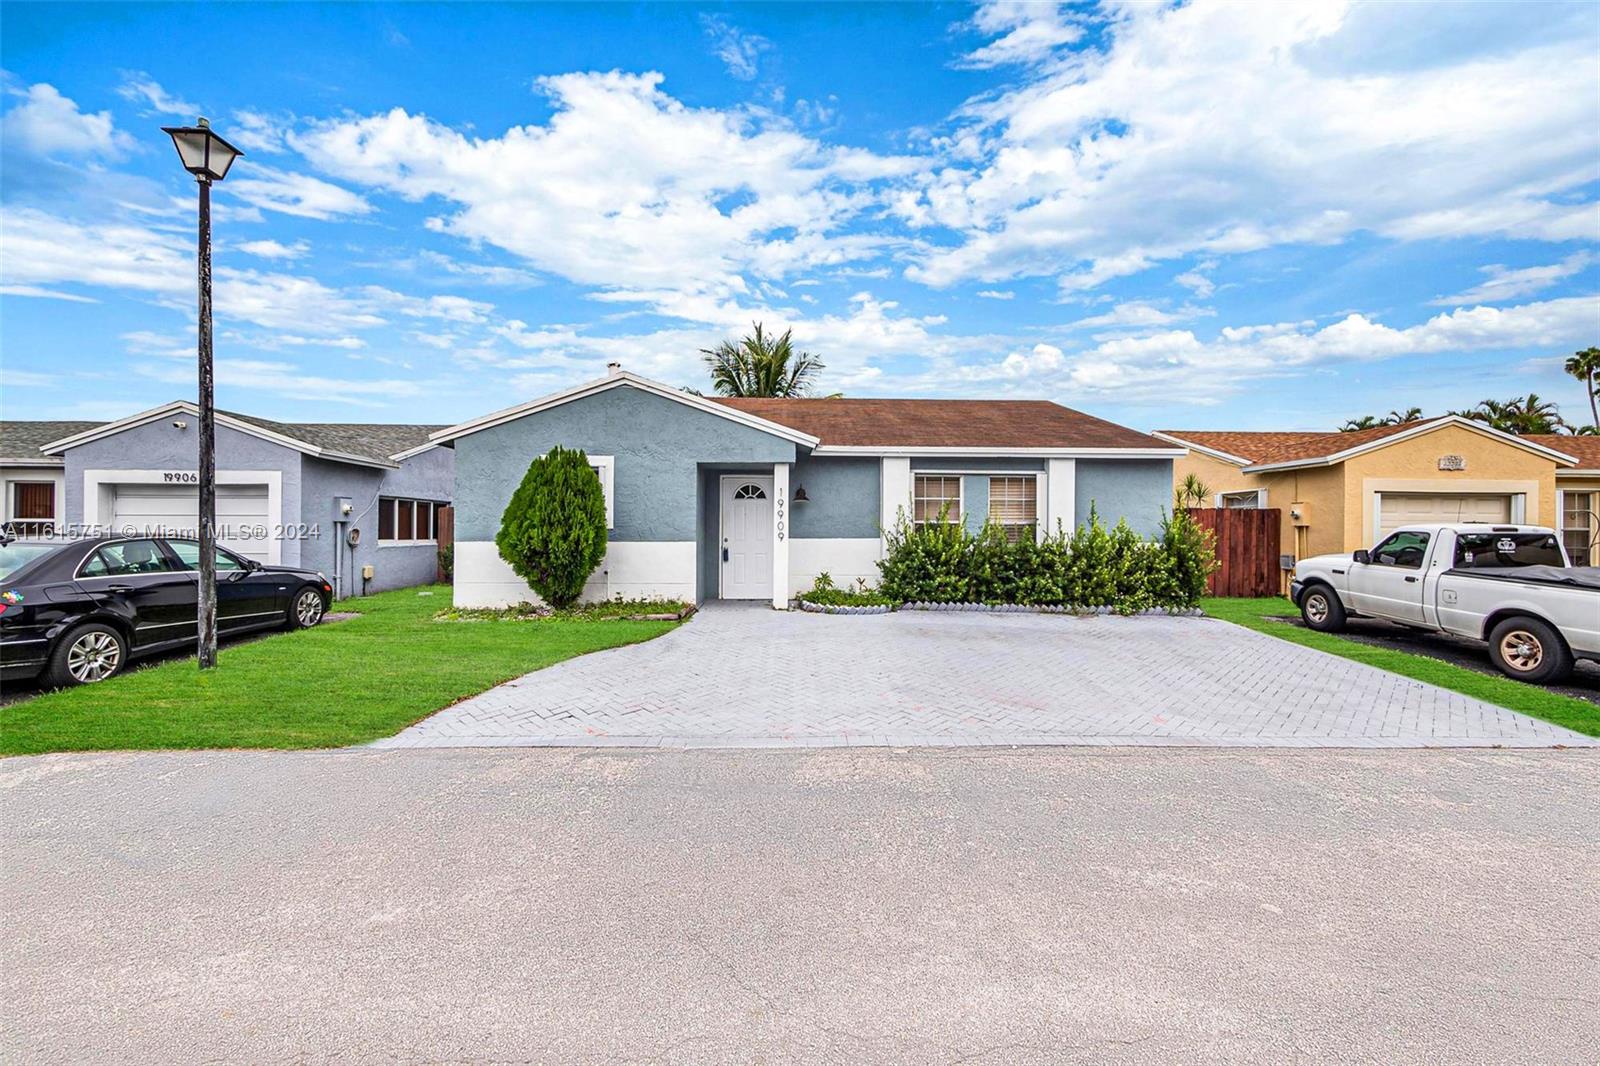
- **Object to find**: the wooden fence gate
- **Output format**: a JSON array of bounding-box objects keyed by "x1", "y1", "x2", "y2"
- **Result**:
[
  {"x1": 1184, "y1": 508, "x2": 1282, "y2": 597},
  {"x1": 435, "y1": 504, "x2": 455, "y2": 583}
]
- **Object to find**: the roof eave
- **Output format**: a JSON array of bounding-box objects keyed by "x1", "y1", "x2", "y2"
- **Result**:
[
  {"x1": 1242, "y1": 416, "x2": 1580, "y2": 473},
  {"x1": 1150, "y1": 432, "x2": 1253, "y2": 466},
  {"x1": 810, "y1": 445, "x2": 1187, "y2": 458}
]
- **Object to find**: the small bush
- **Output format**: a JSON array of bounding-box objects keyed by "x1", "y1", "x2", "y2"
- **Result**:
[
  {"x1": 802, "y1": 572, "x2": 895, "y2": 607},
  {"x1": 1159, "y1": 508, "x2": 1219, "y2": 608},
  {"x1": 876, "y1": 505, "x2": 972, "y2": 603},
  {"x1": 495, "y1": 445, "x2": 608, "y2": 608},
  {"x1": 436, "y1": 544, "x2": 454, "y2": 583}
]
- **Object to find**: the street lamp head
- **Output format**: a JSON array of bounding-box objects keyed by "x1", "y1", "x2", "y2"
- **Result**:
[{"x1": 161, "y1": 117, "x2": 243, "y2": 182}]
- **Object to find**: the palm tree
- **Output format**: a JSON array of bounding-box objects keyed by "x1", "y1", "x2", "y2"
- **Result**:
[
  {"x1": 1451, "y1": 394, "x2": 1569, "y2": 435},
  {"x1": 1385, "y1": 407, "x2": 1425, "y2": 425},
  {"x1": 700, "y1": 323, "x2": 827, "y2": 397},
  {"x1": 1340, "y1": 415, "x2": 1383, "y2": 431},
  {"x1": 1565, "y1": 346, "x2": 1600, "y2": 431},
  {"x1": 1174, "y1": 473, "x2": 1212, "y2": 509}
]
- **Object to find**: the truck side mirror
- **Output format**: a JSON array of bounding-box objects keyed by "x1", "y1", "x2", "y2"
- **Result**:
[{"x1": 1352, "y1": 549, "x2": 1370, "y2": 564}]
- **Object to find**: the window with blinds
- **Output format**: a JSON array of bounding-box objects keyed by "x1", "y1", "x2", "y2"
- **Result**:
[
  {"x1": 913, "y1": 475, "x2": 961, "y2": 525},
  {"x1": 378, "y1": 497, "x2": 440, "y2": 543},
  {"x1": 988, "y1": 476, "x2": 1037, "y2": 542},
  {"x1": 1563, "y1": 491, "x2": 1596, "y2": 566}
]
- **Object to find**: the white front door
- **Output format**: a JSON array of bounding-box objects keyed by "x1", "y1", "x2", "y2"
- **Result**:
[{"x1": 720, "y1": 476, "x2": 774, "y2": 600}]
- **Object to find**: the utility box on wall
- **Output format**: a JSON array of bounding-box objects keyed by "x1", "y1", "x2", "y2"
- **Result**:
[
  {"x1": 1289, "y1": 501, "x2": 1311, "y2": 527},
  {"x1": 333, "y1": 496, "x2": 353, "y2": 520}
]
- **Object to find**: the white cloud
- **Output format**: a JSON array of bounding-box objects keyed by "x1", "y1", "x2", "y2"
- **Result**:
[
  {"x1": 1430, "y1": 252, "x2": 1595, "y2": 306},
  {"x1": 225, "y1": 166, "x2": 372, "y2": 220},
  {"x1": 235, "y1": 239, "x2": 310, "y2": 261},
  {"x1": 226, "y1": 109, "x2": 292, "y2": 154},
  {"x1": 700, "y1": 14, "x2": 771, "y2": 80},
  {"x1": 115, "y1": 73, "x2": 199, "y2": 117},
  {"x1": 293, "y1": 71, "x2": 922, "y2": 323},
  {"x1": 1068, "y1": 301, "x2": 1210, "y2": 331},
  {"x1": 909, "y1": 1, "x2": 1600, "y2": 290},
  {"x1": 1, "y1": 82, "x2": 131, "y2": 158},
  {"x1": 0, "y1": 285, "x2": 98, "y2": 303},
  {"x1": 957, "y1": 2, "x2": 1082, "y2": 69},
  {"x1": 976, "y1": 289, "x2": 1014, "y2": 300},
  {"x1": 958, "y1": 295, "x2": 1600, "y2": 403},
  {"x1": 136, "y1": 356, "x2": 425, "y2": 405}
]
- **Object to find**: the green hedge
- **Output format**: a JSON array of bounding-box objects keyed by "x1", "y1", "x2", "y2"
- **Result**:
[{"x1": 876, "y1": 505, "x2": 1217, "y2": 613}]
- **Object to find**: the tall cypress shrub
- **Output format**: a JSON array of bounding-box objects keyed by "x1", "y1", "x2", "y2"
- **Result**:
[{"x1": 496, "y1": 445, "x2": 608, "y2": 608}]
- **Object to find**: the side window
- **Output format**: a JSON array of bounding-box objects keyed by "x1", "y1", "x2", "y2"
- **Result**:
[
  {"x1": 1370, "y1": 531, "x2": 1431, "y2": 569},
  {"x1": 81, "y1": 539, "x2": 175, "y2": 577},
  {"x1": 166, "y1": 539, "x2": 245, "y2": 572}
]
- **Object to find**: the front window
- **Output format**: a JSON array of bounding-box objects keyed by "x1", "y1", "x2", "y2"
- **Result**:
[
  {"x1": 166, "y1": 538, "x2": 247, "y2": 573},
  {"x1": 988, "y1": 476, "x2": 1037, "y2": 543},
  {"x1": 1562, "y1": 492, "x2": 1596, "y2": 566},
  {"x1": 378, "y1": 497, "x2": 442, "y2": 544},
  {"x1": 79, "y1": 539, "x2": 177, "y2": 578},
  {"x1": 6, "y1": 481, "x2": 56, "y2": 536},
  {"x1": 1368, "y1": 530, "x2": 1431, "y2": 569},
  {"x1": 913, "y1": 475, "x2": 961, "y2": 526}
]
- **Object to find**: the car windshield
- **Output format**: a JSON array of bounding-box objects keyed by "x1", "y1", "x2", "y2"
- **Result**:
[
  {"x1": 0, "y1": 543, "x2": 58, "y2": 581},
  {"x1": 1454, "y1": 532, "x2": 1566, "y2": 569}
]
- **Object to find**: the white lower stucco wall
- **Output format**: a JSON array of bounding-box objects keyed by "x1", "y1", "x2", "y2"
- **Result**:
[
  {"x1": 454, "y1": 540, "x2": 697, "y2": 608},
  {"x1": 788, "y1": 538, "x2": 883, "y2": 598}
]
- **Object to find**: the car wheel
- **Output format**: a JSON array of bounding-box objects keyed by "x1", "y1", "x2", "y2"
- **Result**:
[
  {"x1": 287, "y1": 587, "x2": 326, "y2": 630},
  {"x1": 1299, "y1": 585, "x2": 1347, "y2": 633},
  {"x1": 1488, "y1": 616, "x2": 1572, "y2": 684},
  {"x1": 46, "y1": 623, "x2": 127, "y2": 688}
]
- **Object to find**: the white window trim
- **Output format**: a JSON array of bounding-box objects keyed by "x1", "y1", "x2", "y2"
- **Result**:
[
  {"x1": 911, "y1": 472, "x2": 965, "y2": 527},
  {"x1": 1215, "y1": 488, "x2": 1268, "y2": 509},
  {"x1": 3, "y1": 475, "x2": 61, "y2": 530},
  {"x1": 590, "y1": 455, "x2": 615, "y2": 530},
  {"x1": 378, "y1": 496, "x2": 442, "y2": 547}
]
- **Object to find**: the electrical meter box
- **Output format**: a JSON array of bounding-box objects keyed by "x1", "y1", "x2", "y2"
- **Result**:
[
  {"x1": 333, "y1": 496, "x2": 353, "y2": 519},
  {"x1": 361, "y1": 564, "x2": 375, "y2": 581},
  {"x1": 1289, "y1": 501, "x2": 1311, "y2": 527}
]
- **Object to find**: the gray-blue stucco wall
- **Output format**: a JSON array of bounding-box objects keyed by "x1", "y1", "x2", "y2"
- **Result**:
[
  {"x1": 1075, "y1": 459, "x2": 1173, "y2": 538},
  {"x1": 62, "y1": 421, "x2": 305, "y2": 564},
  {"x1": 790, "y1": 456, "x2": 879, "y2": 539},
  {"x1": 453, "y1": 386, "x2": 797, "y2": 544},
  {"x1": 300, "y1": 444, "x2": 454, "y2": 598}
]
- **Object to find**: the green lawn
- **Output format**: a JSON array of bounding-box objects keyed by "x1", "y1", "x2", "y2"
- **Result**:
[
  {"x1": 1203, "y1": 596, "x2": 1600, "y2": 738},
  {"x1": 0, "y1": 586, "x2": 678, "y2": 755}
]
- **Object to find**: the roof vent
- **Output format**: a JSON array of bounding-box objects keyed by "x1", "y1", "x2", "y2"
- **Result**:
[{"x1": 606, "y1": 361, "x2": 623, "y2": 377}]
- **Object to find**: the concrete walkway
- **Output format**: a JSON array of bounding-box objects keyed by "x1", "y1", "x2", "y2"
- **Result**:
[{"x1": 374, "y1": 604, "x2": 1596, "y2": 749}]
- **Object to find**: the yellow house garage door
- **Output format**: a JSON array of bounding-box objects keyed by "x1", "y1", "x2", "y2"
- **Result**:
[{"x1": 1377, "y1": 493, "x2": 1513, "y2": 537}]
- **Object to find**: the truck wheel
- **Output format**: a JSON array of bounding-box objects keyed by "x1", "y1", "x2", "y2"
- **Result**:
[
  {"x1": 1488, "y1": 616, "x2": 1572, "y2": 684},
  {"x1": 1299, "y1": 585, "x2": 1347, "y2": 633},
  {"x1": 45, "y1": 623, "x2": 127, "y2": 688}
]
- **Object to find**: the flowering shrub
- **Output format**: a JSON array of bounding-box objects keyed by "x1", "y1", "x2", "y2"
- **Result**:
[{"x1": 875, "y1": 505, "x2": 1216, "y2": 613}]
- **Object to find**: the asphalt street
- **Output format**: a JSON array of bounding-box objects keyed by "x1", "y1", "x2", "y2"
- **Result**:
[{"x1": 3, "y1": 747, "x2": 1597, "y2": 1064}]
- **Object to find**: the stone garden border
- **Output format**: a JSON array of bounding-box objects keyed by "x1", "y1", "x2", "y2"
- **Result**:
[{"x1": 797, "y1": 599, "x2": 1204, "y2": 617}]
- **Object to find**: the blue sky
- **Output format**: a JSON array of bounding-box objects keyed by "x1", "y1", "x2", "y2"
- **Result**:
[{"x1": 2, "y1": 1, "x2": 1597, "y2": 432}]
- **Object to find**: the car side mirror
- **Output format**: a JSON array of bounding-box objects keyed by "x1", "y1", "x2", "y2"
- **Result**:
[
  {"x1": 1352, "y1": 549, "x2": 1370, "y2": 564},
  {"x1": 247, "y1": 558, "x2": 263, "y2": 571}
]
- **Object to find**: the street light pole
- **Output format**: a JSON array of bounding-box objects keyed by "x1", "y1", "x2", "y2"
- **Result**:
[
  {"x1": 195, "y1": 170, "x2": 218, "y2": 669},
  {"x1": 162, "y1": 117, "x2": 242, "y2": 672}
]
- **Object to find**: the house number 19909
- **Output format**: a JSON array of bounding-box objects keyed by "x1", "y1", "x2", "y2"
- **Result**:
[{"x1": 775, "y1": 486, "x2": 786, "y2": 541}]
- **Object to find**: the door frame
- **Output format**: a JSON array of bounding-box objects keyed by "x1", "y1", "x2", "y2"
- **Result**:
[
  {"x1": 82, "y1": 468, "x2": 285, "y2": 564},
  {"x1": 717, "y1": 473, "x2": 775, "y2": 600}
]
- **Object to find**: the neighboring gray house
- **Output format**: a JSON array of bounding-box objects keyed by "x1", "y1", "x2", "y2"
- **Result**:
[
  {"x1": 1, "y1": 402, "x2": 453, "y2": 598},
  {"x1": 435, "y1": 367, "x2": 1183, "y2": 609}
]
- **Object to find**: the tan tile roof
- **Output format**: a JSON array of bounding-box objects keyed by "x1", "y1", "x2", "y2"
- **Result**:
[
  {"x1": 713, "y1": 397, "x2": 1168, "y2": 449},
  {"x1": 1159, "y1": 422, "x2": 1422, "y2": 465},
  {"x1": 1524, "y1": 434, "x2": 1600, "y2": 468}
]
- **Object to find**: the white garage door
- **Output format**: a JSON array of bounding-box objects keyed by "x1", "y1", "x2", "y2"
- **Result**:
[
  {"x1": 109, "y1": 483, "x2": 274, "y2": 562},
  {"x1": 1377, "y1": 493, "x2": 1513, "y2": 538}
]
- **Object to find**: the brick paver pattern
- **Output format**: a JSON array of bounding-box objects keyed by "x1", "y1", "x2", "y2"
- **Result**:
[{"x1": 373, "y1": 604, "x2": 1598, "y2": 749}]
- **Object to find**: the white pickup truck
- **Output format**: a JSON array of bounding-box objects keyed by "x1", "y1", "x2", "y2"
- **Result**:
[{"x1": 1290, "y1": 524, "x2": 1600, "y2": 684}]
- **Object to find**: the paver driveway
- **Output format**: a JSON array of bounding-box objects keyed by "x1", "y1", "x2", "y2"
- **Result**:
[{"x1": 375, "y1": 605, "x2": 1596, "y2": 749}]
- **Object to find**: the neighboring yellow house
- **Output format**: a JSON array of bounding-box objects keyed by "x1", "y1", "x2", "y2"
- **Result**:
[{"x1": 1154, "y1": 417, "x2": 1595, "y2": 567}]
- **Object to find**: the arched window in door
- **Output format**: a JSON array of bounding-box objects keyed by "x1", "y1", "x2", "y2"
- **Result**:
[{"x1": 733, "y1": 484, "x2": 767, "y2": 500}]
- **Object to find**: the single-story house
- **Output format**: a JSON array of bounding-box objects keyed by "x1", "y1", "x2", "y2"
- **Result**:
[
  {"x1": 1, "y1": 402, "x2": 453, "y2": 597},
  {"x1": 1154, "y1": 417, "x2": 1593, "y2": 565},
  {"x1": 435, "y1": 366, "x2": 1184, "y2": 609}
]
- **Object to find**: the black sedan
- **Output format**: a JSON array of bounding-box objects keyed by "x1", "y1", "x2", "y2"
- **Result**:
[{"x1": 1, "y1": 534, "x2": 333, "y2": 688}]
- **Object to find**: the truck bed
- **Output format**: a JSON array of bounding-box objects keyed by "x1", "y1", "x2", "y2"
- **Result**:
[{"x1": 1445, "y1": 566, "x2": 1600, "y2": 591}]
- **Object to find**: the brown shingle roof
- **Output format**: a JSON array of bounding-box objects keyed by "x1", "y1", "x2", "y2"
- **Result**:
[
  {"x1": 1524, "y1": 434, "x2": 1600, "y2": 469},
  {"x1": 713, "y1": 398, "x2": 1167, "y2": 449},
  {"x1": 1159, "y1": 422, "x2": 1429, "y2": 465}
]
